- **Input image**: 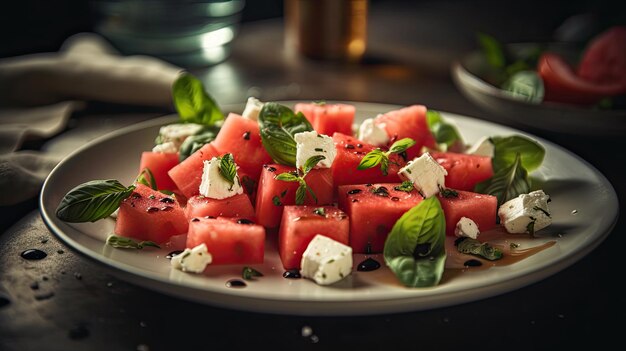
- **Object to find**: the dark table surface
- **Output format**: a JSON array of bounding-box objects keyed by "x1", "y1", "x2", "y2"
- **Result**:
[{"x1": 1, "y1": 1, "x2": 624, "y2": 350}]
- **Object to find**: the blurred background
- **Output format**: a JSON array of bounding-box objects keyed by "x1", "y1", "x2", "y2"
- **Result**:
[{"x1": 1, "y1": 0, "x2": 624, "y2": 60}]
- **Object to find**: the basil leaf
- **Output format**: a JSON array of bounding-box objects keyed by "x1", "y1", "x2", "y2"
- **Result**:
[
  {"x1": 477, "y1": 153, "x2": 530, "y2": 206},
  {"x1": 179, "y1": 128, "x2": 219, "y2": 162},
  {"x1": 172, "y1": 73, "x2": 224, "y2": 126},
  {"x1": 295, "y1": 184, "x2": 307, "y2": 205},
  {"x1": 491, "y1": 135, "x2": 545, "y2": 172},
  {"x1": 106, "y1": 235, "x2": 160, "y2": 249},
  {"x1": 394, "y1": 181, "x2": 414, "y2": 193},
  {"x1": 136, "y1": 168, "x2": 157, "y2": 190},
  {"x1": 357, "y1": 149, "x2": 385, "y2": 170},
  {"x1": 455, "y1": 237, "x2": 503, "y2": 261},
  {"x1": 477, "y1": 32, "x2": 506, "y2": 70},
  {"x1": 305, "y1": 185, "x2": 317, "y2": 204},
  {"x1": 383, "y1": 197, "x2": 446, "y2": 287},
  {"x1": 242, "y1": 266, "x2": 263, "y2": 280},
  {"x1": 388, "y1": 138, "x2": 416, "y2": 154},
  {"x1": 258, "y1": 102, "x2": 314, "y2": 166},
  {"x1": 426, "y1": 110, "x2": 462, "y2": 149},
  {"x1": 56, "y1": 180, "x2": 135, "y2": 223},
  {"x1": 302, "y1": 155, "x2": 326, "y2": 175},
  {"x1": 218, "y1": 153, "x2": 237, "y2": 187},
  {"x1": 501, "y1": 70, "x2": 544, "y2": 104},
  {"x1": 275, "y1": 172, "x2": 300, "y2": 182}
]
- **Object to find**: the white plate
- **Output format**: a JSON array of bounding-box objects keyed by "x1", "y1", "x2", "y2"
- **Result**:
[
  {"x1": 451, "y1": 43, "x2": 626, "y2": 136},
  {"x1": 40, "y1": 101, "x2": 618, "y2": 316}
]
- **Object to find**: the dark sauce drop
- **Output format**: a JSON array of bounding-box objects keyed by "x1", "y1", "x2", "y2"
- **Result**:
[
  {"x1": 30, "y1": 281, "x2": 40, "y2": 290},
  {"x1": 191, "y1": 218, "x2": 200, "y2": 222},
  {"x1": 21, "y1": 249, "x2": 47, "y2": 260},
  {"x1": 357, "y1": 257, "x2": 381, "y2": 272},
  {"x1": 34, "y1": 291, "x2": 55, "y2": 301},
  {"x1": 264, "y1": 165, "x2": 277, "y2": 172},
  {"x1": 159, "y1": 197, "x2": 175, "y2": 204},
  {"x1": 166, "y1": 250, "x2": 184, "y2": 259},
  {"x1": 347, "y1": 189, "x2": 362, "y2": 195},
  {"x1": 464, "y1": 259, "x2": 483, "y2": 267},
  {"x1": 345, "y1": 144, "x2": 355, "y2": 149},
  {"x1": 146, "y1": 207, "x2": 159, "y2": 213},
  {"x1": 351, "y1": 198, "x2": 359, "y2": 203},
  {"x1": 236, "y1": 218, "x2": 255, "y2": 225},
  {"x1": 225, "y1": 279, "x2": 247, "y2": 288},
  {"x1": 243, "y1": 131, "x2": 251, "y2": 140},
  {"x1": 390, "y1": 197, "x2": 400, "y2": 202},
  {"x1": 160, "y1": 206, "x2": 174, "y2": 212},
  {"x1": 283, "y1": 269, "x2": 301, "y2": 279}
]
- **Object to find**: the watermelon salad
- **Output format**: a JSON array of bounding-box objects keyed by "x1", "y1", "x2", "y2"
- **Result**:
[{"x1": 56, "y1": 74, "x2": 554, "y2": 288}]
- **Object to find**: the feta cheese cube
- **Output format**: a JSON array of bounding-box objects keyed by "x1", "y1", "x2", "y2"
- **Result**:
[
  {"x1": 152, "y1": 141, "x2": 178, "y2": 153},
  {"x1": 170, "y1": 243, "x2": 212, "y2": 273},
  {"x1": 466, "y1": 136, "x2": 494, "y2": 157},
  {"x1": 398, "y1": 152, "x2": 448, "y2": 198},
  {"x1": 454, "y1": 217, "x2": 480, "y2": 239},
  {"x1": 358, "y1": 117, "x2": 389, "y2": 147},
  {"x1": 242, "y1": 97, "x2": 264, "y2": 121},
  {"x1": 300, "y1": 234, "x2": 353, "y2": 285},
  {"x1": 158, "y1": 123, "x2": 204, "y2": 150},
  {"x1": 198, "y1": 157, "x2": 243, "y2": 199},
  {"x1": 498, "y1": 190, "x2": 552, "y2": 234},
  {"x1": 294, "y1": 131, "x2": 336, "y2": 170}
]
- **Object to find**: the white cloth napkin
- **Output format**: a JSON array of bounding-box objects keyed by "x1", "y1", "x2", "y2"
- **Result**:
[{"x1": 0, "y1": 32, "x2": 183, "y2": 206}]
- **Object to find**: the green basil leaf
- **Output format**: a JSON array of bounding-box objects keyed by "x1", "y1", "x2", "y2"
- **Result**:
[
  {"x1": 477, "y1": 153, "x2": 530, "y2": 206},
  {"x1": 491, "y1": 135, "x2": 545, "y2": 172},
  {"x1": 106, "y1": 234, "x2": 160, "y2": 249},
  {"x1": 305, "y1": 185, "x2": 318, "y2": 205},
  {"x1": 275, "y1": 172, "x2": 300, "y2": 182},
  {"x1": 426, "y1": 110, "x2": 462, "y2": 149},
  {"x1": 295, "y1": 184, "x2": 307, "y2": 205},
  {"x1": 477, "y1": 32, "x2": 506, "y2": 70},
  {"x1": 56, "y1": 180, "x2": 135, "y2": 223},
  {"x1": 501, "y1": 70, "x2": 544, "y2": 104},
  {"x1": 387, "y1": 138, "x2": 416, "y2": 154},
  {"x1": 383, "y1": 197, "x2": 446, "y2": 287},
  {"x1": 302, "y1": 155, "x2": 326, "y2": 175},
  {"x1": 136, "y1": 168, "x2": 157, "y2": 190},
  {"x1": 357, "y1": 149, "x2": 385, "y2": 170},
  {"x1": 218, "y1": 153, "x2": 237, "y2": 187},
  {"x1": 258, "y1": 102, "x2": 314, "y2": 166},
  {"x1": 179, "y1": 128, "x2": 219, "y2": 162},
  {"x1": 172, "y1": 73, "x2": 224, "y2": 126},
  {"x1": 455, "y1": 237, "x2": 503, "y2": 261},
  {"x1": 242, "y1": 266, "x2": 263, "y2": 280},
  {"x1": 380, "y1": 156, "x2": 390, "y2": 176},
  {"x1": 394, "y1": 181, "x2": 414, "y2": 193}
]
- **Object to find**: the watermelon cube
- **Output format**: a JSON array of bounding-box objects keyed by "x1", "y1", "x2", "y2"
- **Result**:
[
  {"x1": 431, "y1": 151, "x2": 494, "y2": 191},
  {"x1": 438, "y1": 190, "x2": 497, "y2": 236},
  {"x1": 255, "y1": 164, "x2": 334, "y2": 228},
  {"x1": 186, "y1": 216, "x2": 265, "y2": 265},
  {"x1": 278, "y1": 205, "x2": 350, "y2": 270},
  {"x1": 212, "y1": 113, "x2": 272, "y2": 180},
  {"x1": 138, "y1": 151, "x2": 180, "y2": 192},
  {"x1": 168, "y1": 142, "x2": 221, "y2": 199},
  {"x1": 331, "y1": 132, "x2": 404, "y2": 188},
  {"x1": 337, "y1": 183, "x2": 424, "y2": 253},
  {"x1": 115, "y1": 184, "x2": 188, "y2": 243},
  {"x1": 294, "y1": 102, "x2": 355, "y2": 136},
  {"x1": 374, "y1": 105, "x2": 437, "y2": 161},
  {"x1": 185, "y1": 193, "x2": 256, "y2": 220}
]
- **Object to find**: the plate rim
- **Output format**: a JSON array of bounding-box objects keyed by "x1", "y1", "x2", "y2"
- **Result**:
[{"x1": 39, "y1": 101, "x2": 620, "y2": 315}]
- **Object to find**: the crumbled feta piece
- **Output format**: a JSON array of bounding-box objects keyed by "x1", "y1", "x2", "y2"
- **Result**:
[
  {"x1": 294, "y1": 131, "x2": 336, "y2": 170},
  {"x1": 152, "y1": 141, "x2": 178, "y2": 153},
  {"x1": 170, "y1": 243, "x2": 212, "y2": 273},
  {"x1": 398, "y1": 152, "x2": 448, "y2": 198},
  {"x1": 498, "y1": 190, "x2": 552, "y2": 234},
  {"x1": 454, "y1": 217, "x2": 480, "y2": 239},
  {"x1": 300, "y1": 235, "x2": 353, "y2": 285},
  {"x1": 242, "y1": 97, "x2": 264, "y2": 121},
  {"x1": 158, "y1": 123, "x2": 204, "y2": 149},
  {"x1": 198, "y1": 157, "x2": 243, "y2": 199},
  {"x1": 466, "y1": 136, "x2": 494, "y2": 157},
  {"x1": 358, "y1": 117, "x2": 389, "y2": 146}
]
